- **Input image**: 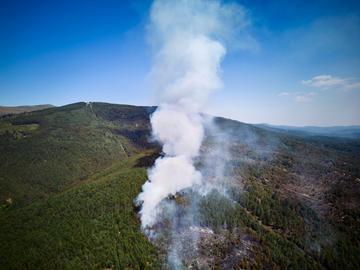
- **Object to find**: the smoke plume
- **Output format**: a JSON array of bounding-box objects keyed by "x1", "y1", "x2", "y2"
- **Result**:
[{"x1": 137, "y1": 0, "x2": 251, "y2": 229}]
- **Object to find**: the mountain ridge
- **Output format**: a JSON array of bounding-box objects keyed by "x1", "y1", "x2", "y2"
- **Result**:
[
  {"x1": 0, "y1": 104, "x2": 55, "y2": 116},
  {"x1": 257, "y1": 123, "x2": 360, "y2": 139}
]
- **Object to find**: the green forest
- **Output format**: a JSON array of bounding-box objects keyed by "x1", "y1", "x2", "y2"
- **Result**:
[{"x1": 0, "y1": 102, "x2": 359, "y2": 269}]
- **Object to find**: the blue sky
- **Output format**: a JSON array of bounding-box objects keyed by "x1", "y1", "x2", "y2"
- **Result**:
[{"x1": 1, "y1": 0, "x2": 359, "y2": 126}]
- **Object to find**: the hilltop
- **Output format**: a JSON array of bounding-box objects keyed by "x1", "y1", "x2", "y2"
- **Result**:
[
  {"x1": 0, "y1": 104, "x2": 54, "y2": 116},
  {"x1": 0, "y1": 102, "x2": 359, "y2": 269}
]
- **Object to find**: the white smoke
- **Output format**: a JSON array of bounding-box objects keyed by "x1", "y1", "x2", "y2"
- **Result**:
[
  {"x1": 137, "y1": 155, "x2": 201, "y2": 226},
  {"x1": 137, "y1": 0, "x2": 252, "y2": 229}
]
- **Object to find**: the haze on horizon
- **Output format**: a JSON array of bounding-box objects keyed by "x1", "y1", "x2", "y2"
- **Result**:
[{"x1": 1, "y1": 0, "x2": 360, "y2": 126}]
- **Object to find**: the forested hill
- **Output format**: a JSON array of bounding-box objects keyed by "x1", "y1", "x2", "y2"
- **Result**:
[
  {"x1": 0, "y1": 102, "x2": 359, "y2": 269},
  {"x1": 0, "y1": 102, "x2": 156, "y2": 207}
]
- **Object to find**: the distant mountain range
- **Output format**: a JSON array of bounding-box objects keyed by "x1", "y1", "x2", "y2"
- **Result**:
[
  {"x1": 257, "y1": 123, "x2": 360, "y2": 139},
  {"x1": 0, "y1": 104, "x2": 54, "y2": 116}
]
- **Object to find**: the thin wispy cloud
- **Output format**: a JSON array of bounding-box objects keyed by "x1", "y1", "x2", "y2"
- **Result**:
[
  {"x1": 302, "y1": 75, "x2": 360, "y2": 91},
  {"x1": 278, "y1": 91, "x2": 316, "y2": 102},
  {"x1": 279, "y1": 73, "x2": 360, "y2": 104},
  {"x1": 295, "y1": 92, "x2": 316, "y2": 102},
  {"x1": 277, "y1": 92, "x2": 290, "y2": 97},
  {"x1": 344, "y1": 82, "x2": 360, "y2": 91}
]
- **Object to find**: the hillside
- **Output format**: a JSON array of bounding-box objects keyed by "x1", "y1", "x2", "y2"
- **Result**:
[
  {"x1": 0, "y1": 102, "x2": 155, "y2": 207},
  {"x1": 0, "y1": 105, "x2": 54, "y2": 116},
  {"x1": 0, "y1": 102, "x2": 359, "y2": 269}
]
